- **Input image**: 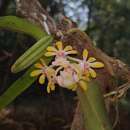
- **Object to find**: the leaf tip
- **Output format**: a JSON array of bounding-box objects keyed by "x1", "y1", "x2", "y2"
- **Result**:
[{"x1": 11, "y1": 64, "x2": 17, "y2": 73}]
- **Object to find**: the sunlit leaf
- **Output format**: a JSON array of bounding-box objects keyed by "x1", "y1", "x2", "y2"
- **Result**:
[
  {"x1": 0, "y1": 67, "x2": 35, "y2": 110},
  {"x1": 0, "y1": 56, "x2": 51, "y2": 110},
  {"x1": 11, "y1": 36, "x2": 53, "y2": 73},
  {"x1": 0, "y1": 16, "x2": 46, "y2": 40}
]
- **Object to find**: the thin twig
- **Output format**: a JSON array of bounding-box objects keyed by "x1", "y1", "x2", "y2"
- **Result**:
[{"x1": 104, "y1": 82, "x2": 130, "y2": 99}]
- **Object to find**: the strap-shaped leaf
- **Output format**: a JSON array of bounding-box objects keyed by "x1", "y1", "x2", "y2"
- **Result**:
[
  {"x1": 0, "y1": 67, "x2": 36, "y2": 110},
  {"x1": 0, "y1": 56, "x2": 51, "y2": 110},
  {"x1": 11, "y1": 36, "x2": 53, "y2": 73},
  {"x1": 0, "y1": 16, "x2": 46, "y2": 40},
  {"x1": 77, "y1": 82, "x2": 113, "y2": 130}
]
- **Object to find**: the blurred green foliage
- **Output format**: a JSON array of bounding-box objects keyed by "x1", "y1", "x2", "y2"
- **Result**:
[{"x1": 86, "y1": 0, "x2": 130, "y2": 64}]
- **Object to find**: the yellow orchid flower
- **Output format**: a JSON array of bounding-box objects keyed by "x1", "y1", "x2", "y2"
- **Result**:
[
  {"x1": 30, "y1": 59, "x2": 46, "y2": 84},
  {"x1": 30, "y1": 59, "x2": 56, "y2": 93},
  {"x1": 45, "y1": 41, "x2": 77, "y2": 57},
  {"x1": 30, "y1": 41, "x2": 104, "y2": 93},
  {"x1": 70, "y1": 63, "x2": 90, "y2": 91},
  {"x1": 56, "y1": 67, "x2": 79, "y2": 89},
  {"x1": 56, "y1": 64, "x2": 89, "y2": 91},
  {"x1": 80, "y1": 49, "x2": 104, "y2": 78}
]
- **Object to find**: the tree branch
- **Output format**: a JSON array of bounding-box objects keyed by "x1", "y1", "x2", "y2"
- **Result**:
[{"x1": 15, "y1": 0, "x2": 57, "y2": 34}]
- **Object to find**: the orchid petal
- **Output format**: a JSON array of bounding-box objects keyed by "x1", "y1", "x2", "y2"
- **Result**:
[
  {"x1": 30, "y1": 70, "x2": 42, "y2": 77},
  {"x1": 57, "y1": 76, "x2": 64, "y2": 87},
  {"x1": 47, "y1": 81, "x2": 55, "y2": 93},
  {"x1": 39, "y1": 74, "x2": 45, "y2": 84},
  {"x1": 34, "y1": 63, "x2": 43, "y2": 69},
  {"x1": 66, "y1": 50, "x2": 77, "y2": 55},
  {"x1": 89, "y1": 68, "x2": 96, "y2": 78},
  {"x1": 47, "y1": 86, "x2": 50, "y2": 93},
  {"x1": 50, "y1": 84, "x2": 55, "y2": 91},
  {"x1": 83, "y1": 49, "x2": 88, "y2": 59},
  {"x1": 47, "y1": 46, "x2": 57, "y2": 52},
  {"x1": 56, "y1": 41, "x2": 63, "y2": 50},
  {"x1": 44, "y1": 52, "x2": 56, "y2": 57},
  {"x1": 88, "y1": 57, "x2": 96, "y2": 62},
  {"x1": 47, "y1": 82, "x2": 51, "y2": 93},
  {"x1": 84, "y1": 72, "x2": 90, "y2": 81},
  {"x1": 46, "y1": 68, "x2": 55, "y2": 77},
  {"x1": 90, "y1": 62, "x2": 104, "y2": 68},
  {"x1": 64, "y1": 45, "x2": 73, "y2": 51}
]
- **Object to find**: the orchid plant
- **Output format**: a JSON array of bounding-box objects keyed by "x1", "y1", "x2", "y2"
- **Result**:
[
  {"x1": 30, "y1": 41, "x2": 104, "y2": 93},
  {"x1": 0, "y1": 16, "x2": 113, "y2": 130}
]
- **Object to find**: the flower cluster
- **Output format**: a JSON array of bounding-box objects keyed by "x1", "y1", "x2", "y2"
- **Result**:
[{"x1": 30, "y1": 41, "x2": 104, "y2": 93}]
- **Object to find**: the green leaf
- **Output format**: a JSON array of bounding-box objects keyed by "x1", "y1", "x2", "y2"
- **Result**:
[
  {"x1": 0, "y1": 16, "x2": 46, "y2": 40},
  {"x1": 11, "y1": 36, "x2": 53, "y2": 73},
  {"x1": 77, "y1": 82, "x2": 113, "y2": 130},
  {"x1": 0, "y1": 67, "x2": 36, "y2": 110},
  {"x1": 0, "y1": 57, "x2": 52, "y2": 110}
]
